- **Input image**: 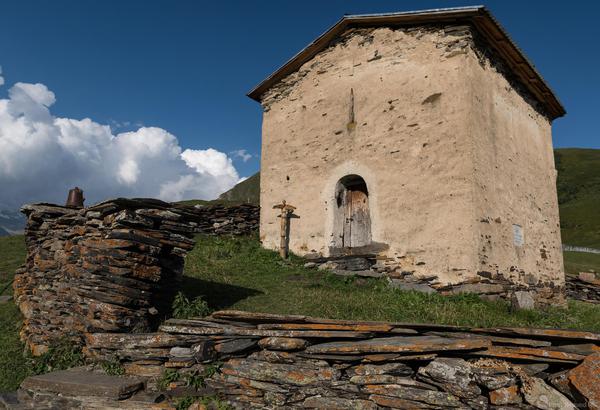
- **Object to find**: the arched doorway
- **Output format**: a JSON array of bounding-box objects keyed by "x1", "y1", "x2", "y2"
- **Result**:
[{"x1": 333, "y1": 175, "x2": 372, "y2": 251}]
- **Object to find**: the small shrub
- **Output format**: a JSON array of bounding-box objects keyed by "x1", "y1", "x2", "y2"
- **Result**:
[
  {"x1": 198, "y1": 395, "x2": 232, "y2": 410},
  {"x1": 157, "y1": 368, "x2": 180, "y2": 391},
  {"x1": 182, "y1": 362, "x2": 222, "y2": 390},
  {"x1": 175, "y1": 395, "x2": 232, "y2": 410},
  {"x1": 175, "y1": 396, "x2": 196, "y2": 410},
  {"x1": 203, "y1": 362, "x2": 222, "y2": 379},
  {"x1": 100, "y1": 356, "x2": 125, "y2": 376},
  {"x1": 183, "y1": 369, "x2": 205, "y2": 390},
  {"x1": 28, "y1": 339, "x2": 84, "y2": 375},
  {"x1": 172, "y1": 291, "x2": 210, "y2": 319}
]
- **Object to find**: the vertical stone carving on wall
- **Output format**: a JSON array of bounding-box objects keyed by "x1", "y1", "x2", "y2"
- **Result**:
[{"x1": 13, "y1": 199, "x2": 259, "y2": 355}]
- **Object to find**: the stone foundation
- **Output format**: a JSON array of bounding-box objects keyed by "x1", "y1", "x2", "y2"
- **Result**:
[
  {"x1": 309, "y1": 255, "x2": 566, "y2": 307},
  {"x1": 13, "y1": 199, "x2": 259, "y2": 355}
]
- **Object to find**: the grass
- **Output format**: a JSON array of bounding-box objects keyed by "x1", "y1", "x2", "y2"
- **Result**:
[
  {"x1": 0, "y1": 234, "x2": 26, "y2": 293},
  {"x1": 563, "y1": 251, "x2": 600, "y2": 275},
  {"x1": 183, "y1": 234, "x2": 600, "y2": 331},
  {"x1": 2, "y1": 233, "x2": 600, "y2": 391},
  {"x1": 0, "y1": 302, "x2": 84, "y2": 391},
  {"x1": 0, "y1": 301, "x2": 30, "y2": 391},
  {"x1": 0, "y1": 235, "x2": 88, "y2": 392},
  {"x1": 0, "y1": 235, "x2": 29, "y2": 391},
  {"x1": 555, "y1": 148, "x2": 600, "y2": 249}
]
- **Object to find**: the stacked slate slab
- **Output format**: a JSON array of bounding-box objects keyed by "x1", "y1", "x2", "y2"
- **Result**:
[
  {"x1": 566, "y1": 272, "x2": 600, "y2": 304},
  {"x1": 190, "y1": 203, "x2": 259, "y2": 236},
  {"x1": 84, "y1": 310, "x2": 600, "y2": 409},
  {"x1": 12, "y1": 199, "x2": 259, "y2": 356}
]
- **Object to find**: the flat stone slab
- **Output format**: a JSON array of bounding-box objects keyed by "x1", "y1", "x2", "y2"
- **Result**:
[
  {"x1": 568, "y1": 352, "x2": 600, "y2": 409},
  {"x1": 159, "y1": 322, "x2": 371, "y2": 339},
  {"x1": 473, "y1": 346, "x2": 585, "y2": 364},
  {"x1": 305, "y1": 336, "x2": 490, "y2": 355},
  {"x1": 221, "y1": 358, "x2": 340, "y2": 386},
  {"x1": 211, "y1": 310, "x2": 308, "y2": 323},
  {"x1": 20, "y1": 368, "x2": 144, "y2": 400},
  {"x1": 334, "y1": 269, "x2": 384, "y2": 278},
  {"x1": 472, "y1": 327, "x2": 600, "y2": 343},
  {"x1": 425, "y1": 331, "x2": 552, "y2": 347},
  {"x1": 85, "y1": 332, "x2": 206, "y2": 349},
  {"x1": 256, "y1": 322, "x2": 414, "y2": 334},
  {"x1": 0, "y1": 392, "x2": 19, "y2": 408},
  {"x1": 0, "y1": 295, "x2": 12, "y2": 304},
  {"x1": 388, "y1": 280, "x2": 437, "y2": 294}
]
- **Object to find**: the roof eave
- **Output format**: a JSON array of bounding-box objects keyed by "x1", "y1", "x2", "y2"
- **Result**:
[{"x1": 247, "y1": 6, "x2": 565, "y2": 120}]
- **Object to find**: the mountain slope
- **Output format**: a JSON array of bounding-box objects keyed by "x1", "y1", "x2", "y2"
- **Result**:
[
  {"x1": 555, "y1": 148, "x2": 600, "y2": 248},
  {"x1": 0, "y1": 210, "x2": 25, "y2": 237},
  {"x1": 218, "y1": 172, "x2": 260, "y2": 205}
]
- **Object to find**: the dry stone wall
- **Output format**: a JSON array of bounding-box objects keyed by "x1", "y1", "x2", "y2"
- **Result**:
[
  {"x1": 190, "y1": 203, "x2": 259, "y2": 236},
  {"x1": 81, "y1": 310, "x2": 600, "y2": 409},
  {"x1": 13, "y1": 199, "x2": 259, "y2": 355}
]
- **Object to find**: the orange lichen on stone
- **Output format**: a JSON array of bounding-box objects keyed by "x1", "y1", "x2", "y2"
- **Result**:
[
  {"x1": 489, "y1": 385, "x2": 521, "y2": 405},
  {"x1": 258, "y1": 322, "x2": 395, "y2": 332},
  {"x1": 306, "y1": 336, "x2": 490, "y2": 354},
  {"x1": 478, "y1": 346, "x2": 585, "y2": 363},
  {"x1": 568, "y1": 352, "x2": 600, "y2": 410}
]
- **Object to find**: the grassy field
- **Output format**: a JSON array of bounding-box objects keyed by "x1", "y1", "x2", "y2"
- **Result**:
[
  {"x1": 563, "y1": 251, "x2": 600, "y2": 275},
  {"x1": 0, "y1": 235, "x2": 28, "y2": 391},
  {"x1": 184, "y1": 235, "x2": 600, "y2": 330},
  {"x1": 0, "y1": 235, "x2": 26, "y2": 292},
  {"x1": 555, "y1": 148, "x2": 600, "y2": 248}
]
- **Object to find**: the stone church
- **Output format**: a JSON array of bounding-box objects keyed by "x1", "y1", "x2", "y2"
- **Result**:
[{"x1": 248, "y1": 7, "x2": 566, "y2": 304}]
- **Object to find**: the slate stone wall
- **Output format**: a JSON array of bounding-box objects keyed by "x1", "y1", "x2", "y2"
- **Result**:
[
  {"x1": 84, "y1": 310, "x2": 600, "y2": 409},
  {"x1": 13, "y1": 199, "x2": 259, "y2": 355}
]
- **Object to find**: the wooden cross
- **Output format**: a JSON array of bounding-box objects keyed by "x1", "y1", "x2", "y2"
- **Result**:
[{"x1": 273, "y1": 200, "x2": 296, "y2": 259}]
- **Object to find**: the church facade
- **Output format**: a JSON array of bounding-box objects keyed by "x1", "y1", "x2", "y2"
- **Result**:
[{"x1": 249, "y1": 7, "x2": 566, "y2": 304}]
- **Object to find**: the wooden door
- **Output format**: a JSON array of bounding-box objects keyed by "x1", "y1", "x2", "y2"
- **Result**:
[{"x1": 342, "y1": 187, "x2": 371, "y2": 248}]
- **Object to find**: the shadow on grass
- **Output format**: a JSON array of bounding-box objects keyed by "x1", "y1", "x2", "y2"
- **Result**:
[
  {"x1": 180, "y1": 276, "x2": 263, "y2": 310},
  {"x1": 153, "y1": 275, "x2": 263, "y2": 322}
]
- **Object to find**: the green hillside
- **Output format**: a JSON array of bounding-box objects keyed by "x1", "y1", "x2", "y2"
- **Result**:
[
  {"x1": 555, "y1": 148, "x2": 600, "y2": 248},
  {"x1": 217, "y1": 172, "x2": 260, "y2": 205}
]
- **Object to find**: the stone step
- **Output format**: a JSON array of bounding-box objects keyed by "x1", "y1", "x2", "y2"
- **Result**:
[{"x1": 19, "y1": 368, "x2": 145, "y2": 401}]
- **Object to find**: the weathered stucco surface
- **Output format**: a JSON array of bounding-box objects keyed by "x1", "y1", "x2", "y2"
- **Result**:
[
  {"x1": 258, "y1": 24, "x2": 564, "y2": 299},
  {"x1": 465, "y1": 36, "x2": 564, "y2": 291}
]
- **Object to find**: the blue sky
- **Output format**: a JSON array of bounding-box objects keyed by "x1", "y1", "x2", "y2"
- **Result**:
[{"x1": 0, "y1": 0, "x2": 597, "y2": 206}]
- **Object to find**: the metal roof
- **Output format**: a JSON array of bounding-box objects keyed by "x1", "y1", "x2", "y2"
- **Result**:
[{"x1": 247, "y1": 6, "x2": 565, "y2": 120}]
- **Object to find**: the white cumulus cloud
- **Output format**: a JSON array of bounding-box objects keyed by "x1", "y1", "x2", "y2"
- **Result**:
[
  {"x1": 0, "y1": 74, "x2": 244, "y2": 209},
  {"x1": 230, "y1": 149, "x2": 252, "y2": 162}
]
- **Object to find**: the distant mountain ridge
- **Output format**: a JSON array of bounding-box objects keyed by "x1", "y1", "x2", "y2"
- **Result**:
[{"x1": 0, "y1": 209, "x2": 25, "y2": 237}]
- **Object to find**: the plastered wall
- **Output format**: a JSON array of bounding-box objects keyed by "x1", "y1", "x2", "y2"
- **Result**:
[
  {"x1": 464, "y1": 39, "x2": 564, "y2": 288},
  {"x1": 258, "y1": 25, "x2": 563, "y2": 288}
]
